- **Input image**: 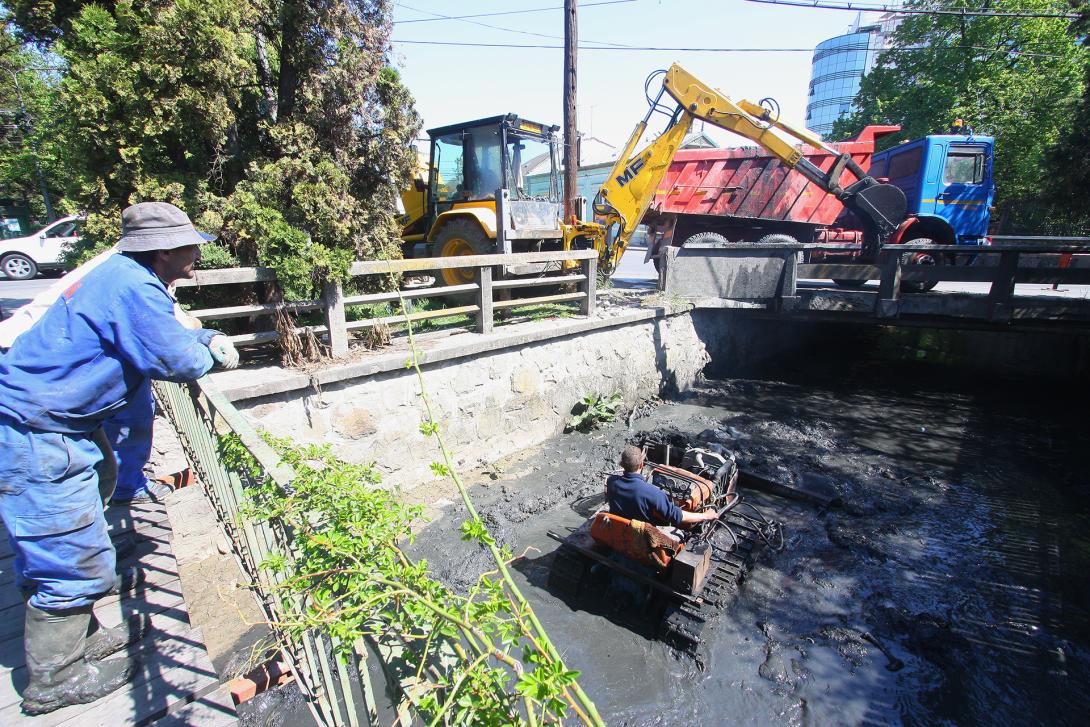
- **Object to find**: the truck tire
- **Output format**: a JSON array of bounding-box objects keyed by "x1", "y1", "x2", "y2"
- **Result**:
[
  {"x1": 898, "y1": 238, "x2": 939, "y2": 293},
  {"x1": 430, "y1": 219, "x2": 494, "y2": 288},
  {"x1": 1, "y1": 252, "x2": 37, "y2": 280},
  {"x1": 756, "y1": 234, "x2": 798, "y2": 245},
  {"x1": 655, "y1": 231, "x2": 729, "y2": 273},
  {"x1": 682, "y1": 231, "x2": 729, "y2": 246}
]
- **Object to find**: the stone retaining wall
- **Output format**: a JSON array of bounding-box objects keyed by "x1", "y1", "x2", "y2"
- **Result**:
[{"x1": 234, "y1": 312, "x2": 711, "y2": 491}]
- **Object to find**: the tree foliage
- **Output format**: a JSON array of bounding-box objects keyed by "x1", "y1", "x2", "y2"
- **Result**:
[
  {"x1": 3, "y1": 0, "x2": 420, "y2": 298},
  {"x1": 1043, "y1": 2, "x2": 1090, "y2": 231},
  {"x1": 830, "y1": 0, "x2": 1088, "y2": 232},
  {"x1": 0, "y1": 19, "x2": 67, "y2": 222}
]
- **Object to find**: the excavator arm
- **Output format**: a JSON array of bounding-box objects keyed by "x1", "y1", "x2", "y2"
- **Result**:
[{"x1": 582, "y1": 63, "x2": 907, "y2": 271}]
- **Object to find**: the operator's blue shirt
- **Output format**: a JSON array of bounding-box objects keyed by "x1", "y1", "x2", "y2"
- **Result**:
[
  {"x1": 606, "y1": 471, "x2": 684, "y2": 527},
  {"x1": 0, "y1": 253, "x2": 216, "y2": 434}
]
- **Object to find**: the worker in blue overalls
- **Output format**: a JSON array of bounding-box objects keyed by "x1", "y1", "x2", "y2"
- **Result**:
[
  {"x1": 0, "y1": 202, "x2": 239, "y2": 715},
  {"x1": 102, "y1": 380, "x2": 159, "y2": 502}
]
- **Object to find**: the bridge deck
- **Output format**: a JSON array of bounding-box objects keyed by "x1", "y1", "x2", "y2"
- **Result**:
[
  {"x1": 791, "y1": 282, "x2": 1090, "y2": 328},
  {"x1": 0, "y1": 500, "x2": 237, "y2": 726}
]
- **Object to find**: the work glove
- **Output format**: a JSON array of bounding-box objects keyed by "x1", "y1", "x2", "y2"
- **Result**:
[{"x1": 208, "y1": 335, "x2": 240, "y2": 369}]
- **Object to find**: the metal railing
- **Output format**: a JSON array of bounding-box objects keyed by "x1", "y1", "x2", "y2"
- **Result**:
[
  {"x1": 175, "y1": 250, "x2": 599, "y2": 356},
  {"x1": 681, "y1": 240, "x2": 1090, "y2": 322},
  {"x1": 154, "y1": 378, "x2": 385, "y2": 727},
  {"x1": 799, "y1": 242, "x2": 1090, "y2": 321}
]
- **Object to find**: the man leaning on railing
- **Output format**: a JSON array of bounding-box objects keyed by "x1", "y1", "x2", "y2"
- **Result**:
[{"x1": 0, "y1": 202, "x2": 238, "y2": 715}]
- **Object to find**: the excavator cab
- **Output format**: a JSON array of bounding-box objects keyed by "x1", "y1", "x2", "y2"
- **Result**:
[
  {"x1": 429, "y1": 115, "x2": 559, "y2": 207},
  {"x1": 401, "y1": 114, "x2": 568, "y2": 287}
]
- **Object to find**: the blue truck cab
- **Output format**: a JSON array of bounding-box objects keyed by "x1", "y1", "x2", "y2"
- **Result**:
[{"x1": 869, "y1": 134, "x2": 995, "y2": 246}]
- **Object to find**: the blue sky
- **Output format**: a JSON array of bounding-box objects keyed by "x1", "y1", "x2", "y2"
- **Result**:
[{"x1": 389, "y1": 0, "x2": 868, "y2": 150}]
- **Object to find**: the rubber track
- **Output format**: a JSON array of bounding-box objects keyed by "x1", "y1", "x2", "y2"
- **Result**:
[{"x1": 658, "y1": 509, "x2": 767, "y2": 652}]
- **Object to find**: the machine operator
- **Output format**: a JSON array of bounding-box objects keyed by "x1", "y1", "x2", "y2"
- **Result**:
[
  {"x1": 0, "y1": 202, "x2": 239, "y2": 715},
  {"x1": 607, "y1": 445, "x2": 718, "y2": 528}
]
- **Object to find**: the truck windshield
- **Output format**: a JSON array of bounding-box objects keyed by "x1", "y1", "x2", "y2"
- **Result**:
[
  {"x1": 944, "y1": 148, "x2": 986, "y2": 185},
  {"x1": 506, "y1": 132, "x2": 558, "y2": 202}
]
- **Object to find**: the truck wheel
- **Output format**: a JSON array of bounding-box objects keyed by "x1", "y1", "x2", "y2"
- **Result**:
[
  {"x1": 431, "y1": 219, "x2": 494, "y2": 288},
  {"x1": 899, "y1": 238, "x2": 939, "y2": 293},
  {"x1": 1, "y1": 253, "x2": 37, "y2": 280},
  {"x1": 682, "y1": 231, "x2": 728, "y2": 246},
  {"x1": 756, "y1": 233, "x2": 798, "y2": 245},
  {"x1": 655, "y1": 231, "x2": 729, "y2": 272}
]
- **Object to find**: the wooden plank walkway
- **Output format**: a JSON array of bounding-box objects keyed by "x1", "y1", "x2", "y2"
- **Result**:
[{"x1": 0, "y1": 499, "x2": 238, "y2": 726}]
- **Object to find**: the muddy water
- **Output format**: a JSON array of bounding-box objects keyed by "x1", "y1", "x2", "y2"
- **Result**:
[{"x1": 410, "y1": 360, "x2": 1090, "y2": 726}]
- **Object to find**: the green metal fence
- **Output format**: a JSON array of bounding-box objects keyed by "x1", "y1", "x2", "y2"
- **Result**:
[{"x1": 154, "y1": 378, "x2": 387, "y2": 727}]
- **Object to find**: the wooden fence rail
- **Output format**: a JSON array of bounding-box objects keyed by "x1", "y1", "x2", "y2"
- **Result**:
[{"x1": 175, "y1": 250, "x2": 598, "y2": 356}]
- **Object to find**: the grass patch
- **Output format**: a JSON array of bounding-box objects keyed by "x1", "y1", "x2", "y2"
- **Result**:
[
  {"x1": 346, "y1": 297, "x2": 473, "y2": 340},
  {"x1": 503, "y1": 302, "x2": 578, "y2": 323}
]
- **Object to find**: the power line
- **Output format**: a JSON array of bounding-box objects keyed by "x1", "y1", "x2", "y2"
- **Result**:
[
  {"x1": 392, "y1": 39, "x2": 1071, "y2": 57},
  {"x1": 393, "y1": 1, "x2": 635, "y2": 47},
  {"x1": 392, "y1": 0, "x2": 636, "y2": 24},
  {"x1": 743, "y1": 0, "x2": 1083, "y2": 20}
]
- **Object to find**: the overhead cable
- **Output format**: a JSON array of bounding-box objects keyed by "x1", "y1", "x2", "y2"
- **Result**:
[
  {"x1": 392, "y1": 39, "x2": 1069, "y2": 57},
  {"x1": 394, "y1": 1, "x2": 636, "y2": 47},
  {"x1": 392, "y1": 0, "x2": 636, "y2": 24},
  {"x1": 743, "y1": 0, "x2": 1083, "y2": 20}
]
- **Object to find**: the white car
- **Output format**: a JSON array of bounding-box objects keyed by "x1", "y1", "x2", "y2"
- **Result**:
[{"x1": 0, "y1": 216, "x2": 83, "y2": 280}]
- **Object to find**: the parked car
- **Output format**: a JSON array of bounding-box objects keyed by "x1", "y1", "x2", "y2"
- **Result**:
[{"x1": 0, "y1": 216, "x2": 83, "y2": 280}]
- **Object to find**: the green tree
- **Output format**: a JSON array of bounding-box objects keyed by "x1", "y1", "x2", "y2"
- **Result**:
[
  {"x1": 0, "y1": 44, "x2": 64, "y2": 223},
  {"x1": 1042, "y1": 2, "x2": 1090, "y2": 233},
  {"x1": 831, "y1": 0, "x2": 1088, "y2": 232},
  {"x1": 9, "y1": 0, "x2": 419, "y2": 298}
]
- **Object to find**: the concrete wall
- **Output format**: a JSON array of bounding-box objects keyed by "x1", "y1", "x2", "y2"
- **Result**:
[{"x1": 234, "y1": 314, "x2": 710, "y2": 492}]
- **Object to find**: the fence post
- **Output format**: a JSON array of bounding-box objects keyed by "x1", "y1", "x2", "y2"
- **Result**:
[
  {"x1": 988, "y1": 250, "x2": 1018, "y2": 322},
  {"x1": 876, "y1": 252, "x2": 902, "y2": 318},
  {"x1": 778, "y1": 249, "x2": 799, "y2": 312},
  {"x1": 580, "y1": 255, "x2": 597, "y2": 317},
  {"x1": 322, "y1": 280, "x2": 348, "y2": 357},
  {"x1": 476, "y1": 265, "x2": 493, "y2": 334}
]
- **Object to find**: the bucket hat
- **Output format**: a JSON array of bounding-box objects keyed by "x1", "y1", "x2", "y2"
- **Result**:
[{"x1": 116, "y1": 202, "x2": 216, "y2": 252}]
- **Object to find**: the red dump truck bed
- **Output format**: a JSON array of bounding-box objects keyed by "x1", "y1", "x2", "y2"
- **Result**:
[{"x1": 649, "y1": 125, "x2": 900, "y2": 226}]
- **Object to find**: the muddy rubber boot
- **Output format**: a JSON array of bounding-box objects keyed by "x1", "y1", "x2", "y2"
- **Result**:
[
  {"x1": 85, "y1": 612, "x2": 148, "y2": 661},
  {"x1": 21, "y1": 603, "x2": 135, "y2": 715}
]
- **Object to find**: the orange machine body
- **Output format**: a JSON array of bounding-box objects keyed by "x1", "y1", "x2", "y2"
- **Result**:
[
  {"x1": 648, "y1": 464, "x2": 717, "y2": 511},
  {"x1": 589, "y1": 511, "x2": 682, "y2": 571}
]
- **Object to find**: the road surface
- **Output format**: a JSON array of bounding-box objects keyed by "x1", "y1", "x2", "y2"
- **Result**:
[
  {"x1": 611, "y1": 245, "x2": 658, "y2": 287},
  {"x1": 0, "y1": 278, "x2": 54, "y2": 320}
]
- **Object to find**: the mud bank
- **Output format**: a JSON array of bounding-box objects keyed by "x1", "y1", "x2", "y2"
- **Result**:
[{"x1": 408, "y1": 362, "x2": 1089, "y2": 725}]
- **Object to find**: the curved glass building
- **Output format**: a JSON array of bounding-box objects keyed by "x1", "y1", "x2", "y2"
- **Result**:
[{"x1": 805, "y1": 12, "x2": 900, "y2": 137}]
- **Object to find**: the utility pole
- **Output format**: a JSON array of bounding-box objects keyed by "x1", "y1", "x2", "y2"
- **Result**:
[{"x1": 563, "y1": 0, "x2": 579, "y2": 220}]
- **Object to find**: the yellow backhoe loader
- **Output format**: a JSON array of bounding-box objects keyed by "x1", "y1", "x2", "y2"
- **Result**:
[
  {"x1": 400, "y1": 64, "x2": 906, "y2": 282},
  {"x1": 398, "y1": 114, "x2": 600, "y2": 286}
]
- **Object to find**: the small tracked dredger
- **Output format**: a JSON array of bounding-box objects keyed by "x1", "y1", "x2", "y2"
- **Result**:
[{"x1": 547, "y1": 438, "x2": 784, "y2": 652}]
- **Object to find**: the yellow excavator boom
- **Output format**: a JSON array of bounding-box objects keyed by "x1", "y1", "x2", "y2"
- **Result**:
[{"x1": 571, "y1": 62, "x2": 904, "y2": 271}]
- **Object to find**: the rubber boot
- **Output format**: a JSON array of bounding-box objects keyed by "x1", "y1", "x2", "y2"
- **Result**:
[
  {"x1": 85, "y1": 612, "x2": 148, "y2": 661},
  {"x1": 110, "y1": 481, "x2": 174, "y2": 505},
  {"x1": 21, "y1": 603, "x2": 135, "y2": 715}
]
